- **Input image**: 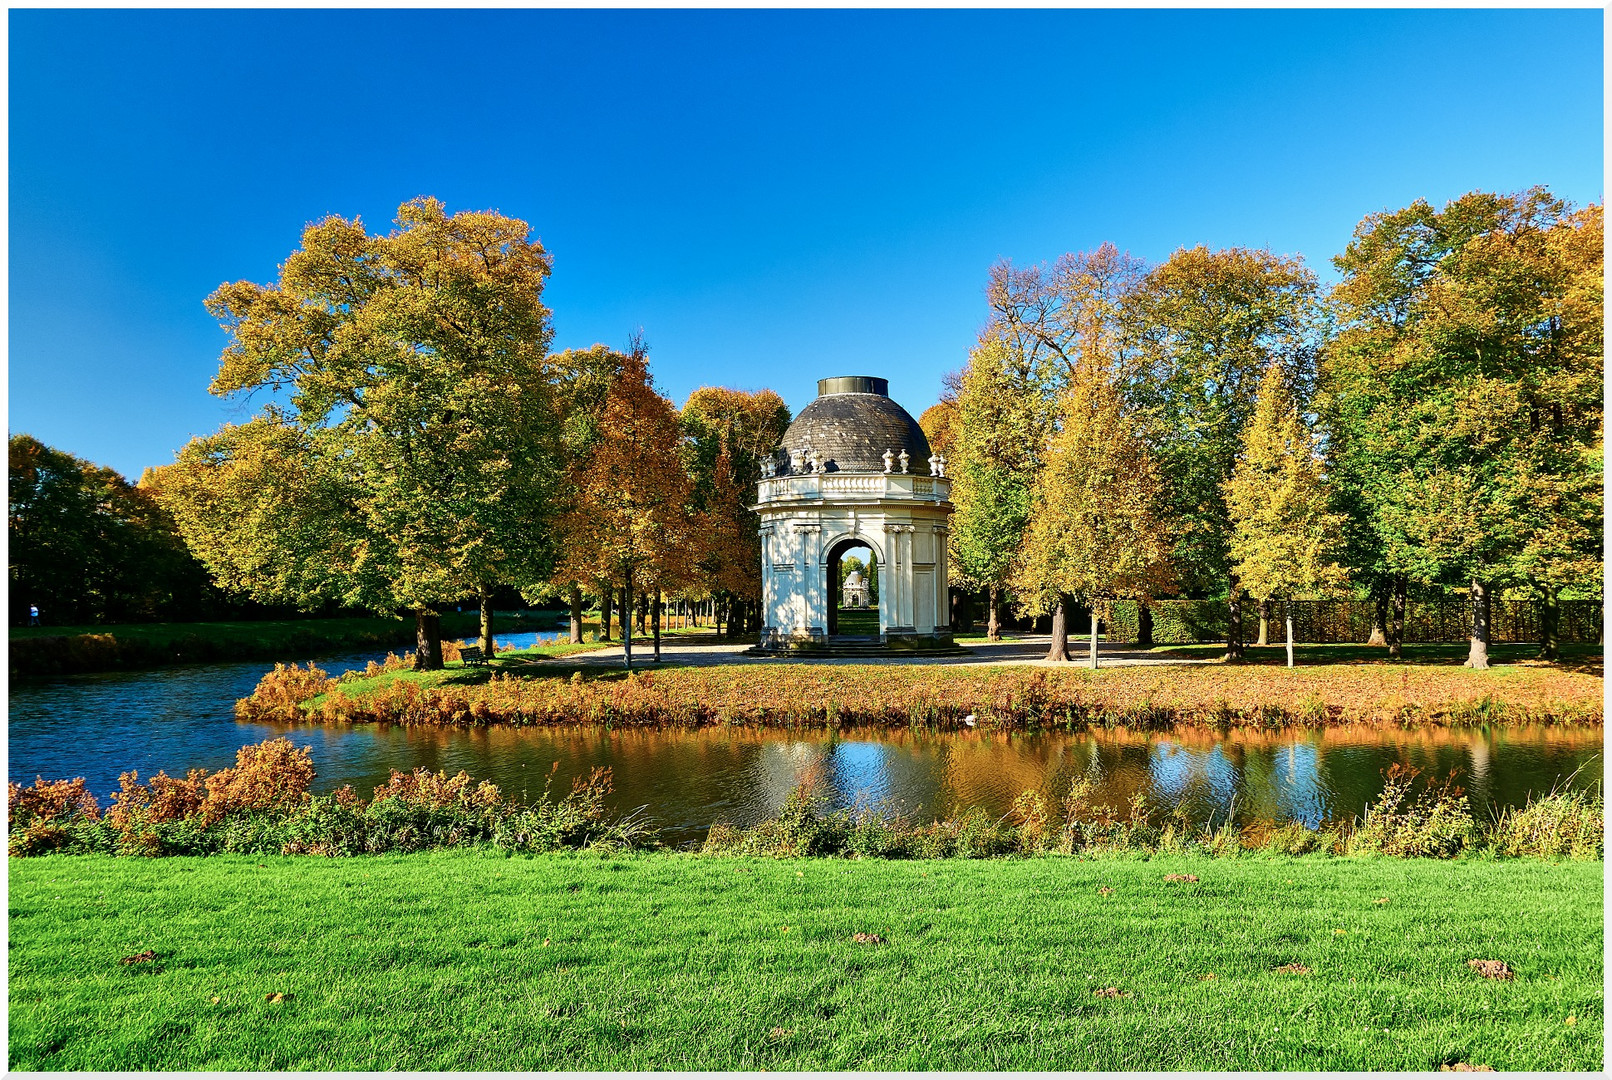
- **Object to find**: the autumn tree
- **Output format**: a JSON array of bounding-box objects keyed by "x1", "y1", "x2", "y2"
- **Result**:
[
  {"x1": 1225, "y1": 365, "x2": 1348, "y2": 667},
  {"x1": 1324, "y1": 189, "x2": 1602, "y2": 667},
  {"x1": 556, "y1": 342, "x2": 693, "y2": 668},
  {"x1": 952, "y1": 244, "x2": 1146, "y2": 651},
  {"x1": 917, "y1": 368, "x2": 963, "y2": 460},
  {"x1": 947, "y1": 337, "x2": 1043, "y2": 641},
  {"x1": 154, "y1": 198, "x2": 561, "y2": 669},
  {"x1": 1012, "y1": 359, "x2": 1172, "y2": 667},
  {"x1": 679, "y1": 385, "x2": 791, "y2": 638},
  {"x1": 533, "y1": 344, "x2": 634, "y2": 643},
  {"x1": 1126, "y1": 246, "x2": 1321, "y2": 660}
]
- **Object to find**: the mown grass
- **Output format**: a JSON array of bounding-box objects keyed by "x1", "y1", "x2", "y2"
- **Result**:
[
  {"x1": 8, "y1": 611, "x2": 561, "y2": 677},
  {"x1": 311, "y1": 625, "x2": 715, "y2": 702},
  {"x1": 8, "y1": 852, "x2": 1601, "y2": 1070}
]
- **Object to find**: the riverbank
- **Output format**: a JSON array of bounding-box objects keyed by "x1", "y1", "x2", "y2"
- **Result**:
[
  {"x1": 246, "y1": 654, "x2": 1605, "y2": 731},
  {"x1": 7, "y1": 612, "x2": 565, "y2": 677},
  {"x1": 8, "y1": 851, "x2": 1601, "y2": 1070}
]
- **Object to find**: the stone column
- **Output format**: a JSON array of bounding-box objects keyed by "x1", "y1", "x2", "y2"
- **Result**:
[
  {"x1": 758, "y1": 524, "x2": 774, "y2": 643},
  {"x1": 902, "y1": 527, "x2": 916, "y2": 630},
  {"x1": 796, "y1": 522, "x2": 824, "y2": 638}
]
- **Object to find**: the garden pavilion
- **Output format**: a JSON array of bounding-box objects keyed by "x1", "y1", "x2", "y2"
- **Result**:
[{"x1": 752, "y1": 376, "x2": 957, "y2": 654}]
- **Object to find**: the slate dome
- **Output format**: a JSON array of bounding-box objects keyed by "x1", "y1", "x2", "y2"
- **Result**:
[{"x1": 777, "y1": 376, "x2": 932, "y2": 474}]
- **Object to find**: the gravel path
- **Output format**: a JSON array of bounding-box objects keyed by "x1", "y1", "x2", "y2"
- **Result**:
[{"x1": 544, "y1": 634, "x2": 1219, "y2": 669}]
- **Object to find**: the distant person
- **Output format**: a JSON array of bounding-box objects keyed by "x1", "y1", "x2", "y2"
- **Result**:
[{"x1": 28, "y1": 604, "x2": 40, "y2": 626}]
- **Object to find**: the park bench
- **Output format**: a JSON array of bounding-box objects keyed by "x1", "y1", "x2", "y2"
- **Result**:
[{"x1": 459, "y1": 643, "x2": 488, "y2": 666}]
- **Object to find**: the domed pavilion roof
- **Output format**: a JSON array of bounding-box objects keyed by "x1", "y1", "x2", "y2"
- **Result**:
[{"x1": 777, "y1": 376, "x2": 932, "y2": 474}]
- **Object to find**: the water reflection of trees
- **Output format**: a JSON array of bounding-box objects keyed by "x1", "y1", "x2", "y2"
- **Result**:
[{"x1": 211, "y1": 721, "x2": 1604, "y2": 844}]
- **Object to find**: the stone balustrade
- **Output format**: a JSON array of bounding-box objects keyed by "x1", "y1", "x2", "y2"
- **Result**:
[{"x1": 755, "y1": 472, "x2": 951, "y2": 506}]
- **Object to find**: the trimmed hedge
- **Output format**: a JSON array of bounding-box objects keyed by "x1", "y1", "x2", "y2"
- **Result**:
[{"x1": 1107, "y1": 598, "x2": 1602, "y2": 645}]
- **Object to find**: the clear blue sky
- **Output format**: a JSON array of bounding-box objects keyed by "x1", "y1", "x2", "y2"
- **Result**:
[{"x1": 9, "y1": 8, "x2": 1603, "y2": 480}]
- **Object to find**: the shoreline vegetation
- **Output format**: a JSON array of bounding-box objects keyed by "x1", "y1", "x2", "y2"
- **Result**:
[
  {"x1": 238, "y1": 646, "x2": 1605, "y2": 732},
  {"x1": 9, "y1": 737, "x2": 1602, "y2": 863},
  {"x1": 7, "y1": 612, "x2": 571, "y2": 678},
  {"x1": 8, "y1": 851, "x2": 1600, "y2": 1071}
]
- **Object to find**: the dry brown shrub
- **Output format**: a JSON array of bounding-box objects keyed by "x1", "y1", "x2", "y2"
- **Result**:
[
  {"x1": 371, "y1": 768, "x2": 503, "y2": 810},
  {"x1": 8, "y1": 776, "x2": 100, "y2": 823},
  {"x1": 254, "y1": 661, "x2": 1604, "y2": 731},
  {"x1": 238, "y1": 663, "x2": 335, "y2": 720},
  {"x1": 201, "y1": 739, "x2": 315, "y2": 822}
]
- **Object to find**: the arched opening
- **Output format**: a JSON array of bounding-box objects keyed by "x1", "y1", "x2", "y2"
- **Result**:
[{"x1": 826, "y1": 537, "x2": 879, "y2": 638}]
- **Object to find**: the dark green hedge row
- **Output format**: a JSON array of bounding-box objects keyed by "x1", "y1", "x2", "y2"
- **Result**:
[{"x1": 1106, "y1": 598, "x2": 1602, "y2": 645}]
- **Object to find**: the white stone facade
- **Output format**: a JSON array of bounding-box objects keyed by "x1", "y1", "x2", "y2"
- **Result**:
[{"x1": 754, "y1": 472, "x2": 953, "y2": 647}]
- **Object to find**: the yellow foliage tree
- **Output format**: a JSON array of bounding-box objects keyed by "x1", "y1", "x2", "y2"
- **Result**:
[
  {"x1": 1224, "y1": 364, "x2": 1348, "y2": 666},
  {"x1": 1012, "y1": 359, "x2": 1172, "y2": 667}
]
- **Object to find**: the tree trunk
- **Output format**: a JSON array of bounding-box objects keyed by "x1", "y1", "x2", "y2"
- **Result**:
[
  {"x1": 623, "y1": 571, "x2": 634, "y2": 670},
  {"x1": 1137, "y1": 601, "x2": 1154, "y2": 648},
  {"x1": 653, "y1": 588, "x2": 662, "y2": 661},
  {"x1": 1540, "y1": 587, "x2": 1561, "y2": 661},
  {"x1": 478, "y1": 584, "x2": 495, "y2": 660},
  {"x1": 1367, "y1": 581, "x2": 1388, "y2": 646},
  {"x1": 412, "y1": 610, "x2": 444, "y2": 671},
  {"x1": 636, "y1": 592, "x2": 648, "y2": 635},
  {"x1": 1225, "y1": 575, "x2": 1245, "y2": 661},
  {"x1": 1389, "y1": 574, "x2": 1407, "y2": 659},
  {"x1": 568, "y1": 584, "x2": 584, "y2": 644},
  {"x1": 600, "y1": 586, "x2": 613, "y2": 642},
  {"x1": 1285, "y1": 600, "x2": 1295, "y2": 668},
  {"x1": 1089, "y1": 604, "x2": 1100, "y2": 670},
  {"x1": 1045, "y1": 595, "x2": 1072, "y2": 662},
  {"x1": 1464, "y1": 578, "x2": 1491, "y2": 670},
  {"x1": 987, "y1": 586, "x2": 1002, "y2": 642}
]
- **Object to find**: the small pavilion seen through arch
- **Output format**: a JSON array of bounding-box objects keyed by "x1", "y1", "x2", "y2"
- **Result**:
[{"x1": 752, "y1": 375, "x2": 960, "y2": 655}]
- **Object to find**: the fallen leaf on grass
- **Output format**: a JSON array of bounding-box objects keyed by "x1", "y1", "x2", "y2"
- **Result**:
[
  {"x1": 852, "y1": 933, "x2": 884, "y2": 945},
  {"x1": 1098, "y1": 886, "x2": 1114, "y2": 897},
  {"x1": 119, "y1": 951, "x2": 158, "y2": 965},
  {"x1": 1334, "y1": 929, "x2": 1348, "y2": 935},
  {"x1": 1092, "y1": 987, "x2": 1131, "y2": 999},
  {"x1": 1198, "y1": 973, "x2": 1217, "y2": 981},
  {"x1": 264, "y1": 992, "x2": 292, "y2": 1003},
  {"x1": 1163, "y1": 874, "x2": 1199, "y2": 883},
  {"x1": 1565, "y1": 1016, "x2": 1577, "y2": 1026},
  {"x1": 1438, "y1": 1064, "x2": 1494, "y2": 1072},
  {"x1": 1273, "y1": 963, "x2": 1312, "y2": 975},
  {"x1": 210, "y1": 996, "x2": 221, "y2": 1005},
  {"x1": 1467, "y1": 959, "x2": 1513, "y2": 981},
  {"x1": 1373, "y1": 897, "x2": 1390, "y2": 905}
]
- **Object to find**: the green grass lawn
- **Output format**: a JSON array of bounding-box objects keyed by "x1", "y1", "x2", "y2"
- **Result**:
[{"x1": 8, "y1": 852, "x2": 1601, "y2": 1070}]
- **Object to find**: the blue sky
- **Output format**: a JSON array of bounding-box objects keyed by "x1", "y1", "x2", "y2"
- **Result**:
[{"x1": 9, "y1": 8, "x2": 1603, "y2": 480}]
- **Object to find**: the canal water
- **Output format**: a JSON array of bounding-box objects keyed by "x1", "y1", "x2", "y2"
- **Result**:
[{"x1": 8, "y1": 642, "x2": 1602, "y2": 846}]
